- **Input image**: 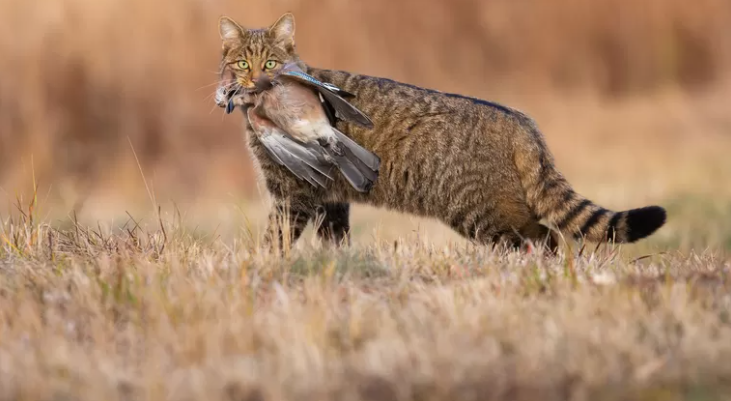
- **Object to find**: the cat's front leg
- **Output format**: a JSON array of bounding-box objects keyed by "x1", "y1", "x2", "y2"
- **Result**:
[
  {"x1": 261, "y1": 197, "x2": 313, "y2": 253},
  {"x1": 314, "y1": 202, "x2": 351, "y2": 247}
]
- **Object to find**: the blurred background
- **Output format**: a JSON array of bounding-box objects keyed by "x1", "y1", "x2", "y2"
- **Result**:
[{"x1": 1, "y1": 0, "x2": 730, "y2": 251}]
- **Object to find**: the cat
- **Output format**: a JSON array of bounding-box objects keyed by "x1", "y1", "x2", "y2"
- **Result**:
[{"x1": 215, "y1": 13, "x2": 666, "y2": 253}]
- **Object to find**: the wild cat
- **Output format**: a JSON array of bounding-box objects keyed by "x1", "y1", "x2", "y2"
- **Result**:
[{"x1": 214, "y1": 12, "x2": 666, "y2": 252}]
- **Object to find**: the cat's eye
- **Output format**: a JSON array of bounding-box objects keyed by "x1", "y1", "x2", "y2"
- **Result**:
[
  {"x1": 264, "y1": 60, "x2": 278, "y2": 70},
  {"x1": 236, "y1": 60, "x2": 249, "y2": 70}
]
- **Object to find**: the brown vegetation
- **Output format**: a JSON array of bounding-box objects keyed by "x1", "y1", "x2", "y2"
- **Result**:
[{"x1": 1, "y1": 211, "x2": 731, "y2": 401}]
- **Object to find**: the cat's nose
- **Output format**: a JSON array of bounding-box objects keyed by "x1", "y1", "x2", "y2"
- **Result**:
[{"x1": 254, "y1": 76, "x2": 274, "y2": 92}]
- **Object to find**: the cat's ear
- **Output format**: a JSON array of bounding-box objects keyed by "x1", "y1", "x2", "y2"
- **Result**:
[
  {"x1": 268, "y1": 13, "x2": 295, "y2": 50},
  {"x1": 219, "y1": 16, "x2": 246, "y2": 47}
]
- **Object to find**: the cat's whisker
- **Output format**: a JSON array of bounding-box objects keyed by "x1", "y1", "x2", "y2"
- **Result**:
[
  {"x1": 200, "y1": 81, "x2": 241, "y2": 105},
  {"x1": 202, "y1": 92, "x2": 218, "y2": 102},
  {"x1": 194, "y1": 79, "x2": 235, "y2": 92},
  {"x1": 208, "y1": 102, "x2": 221, "y2": 116}
]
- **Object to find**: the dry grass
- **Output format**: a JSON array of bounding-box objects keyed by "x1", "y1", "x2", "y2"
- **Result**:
[{"x1": 1, "y1": 196, "x2": 731, "y2": 401}]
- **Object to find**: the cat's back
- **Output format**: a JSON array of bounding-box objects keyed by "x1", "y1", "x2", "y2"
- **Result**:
[
  {"x1": 307, "y1": 67, "x2": 539, "y2": 158},
  {"x1": 311, "y1": 68, "x2": 527, "y2": 116}
]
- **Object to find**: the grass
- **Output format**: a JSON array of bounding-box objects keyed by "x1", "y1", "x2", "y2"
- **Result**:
[{"x1": 1, "y1": 180, "x2": 731, "y2": 401}]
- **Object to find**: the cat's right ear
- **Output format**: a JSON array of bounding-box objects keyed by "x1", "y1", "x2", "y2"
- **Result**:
[{"x1": 219, "y1": 16, "x2": 246, "y2": 48}]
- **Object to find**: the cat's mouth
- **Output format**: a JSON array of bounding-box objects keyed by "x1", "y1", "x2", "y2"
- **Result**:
[
  {"x1": 216, "y1": 76, "x2": 275, "y2": 115},
  {"x1": 217, "y1": 84, "x2": 262, "y2": 115}
]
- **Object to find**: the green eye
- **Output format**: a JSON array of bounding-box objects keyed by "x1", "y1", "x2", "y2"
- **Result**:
[
  {"x1": 236, "y1": 60, "x2": 249, "y2": 70},
  {"x1": 264, "y1": 60, "x2": 277, "y2": 70}
]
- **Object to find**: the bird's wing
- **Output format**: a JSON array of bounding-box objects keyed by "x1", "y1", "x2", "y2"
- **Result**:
[
  {"x1": 317, "y1": 87, "x2": 374, "y2": 129},
  {"x1": 248, "y1": 109, "x2": 335, "y2": 188},
  {"x1": 277, "y1": 68, "x2": 374, "y2": 129},
  {"x1": 263, "y1": 134, "x2": 338, "y2": 188},
  {"x1": 272, "y1": 134, "x2": 336, "y2": 182},
  {"x1": 260, "y1": 134, "x2": 325, "y2": 188}
]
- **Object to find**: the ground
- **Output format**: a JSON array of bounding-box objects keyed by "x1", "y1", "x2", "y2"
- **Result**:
[{"x1": 1, "y1": 210, "x2": 730, "y2": 401}]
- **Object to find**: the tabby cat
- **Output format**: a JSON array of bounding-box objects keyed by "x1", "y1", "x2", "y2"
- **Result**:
[{"x1": 215, "y1": 13, "x2": 666, "y2": 252}]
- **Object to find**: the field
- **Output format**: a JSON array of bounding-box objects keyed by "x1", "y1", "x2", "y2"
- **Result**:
[{"x1": 2, "y1": 0, "x2": 731, "y2": 400}]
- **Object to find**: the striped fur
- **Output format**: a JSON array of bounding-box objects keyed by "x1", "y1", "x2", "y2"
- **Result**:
[{"x1": 216, "y1": 13, "x2": 667, "y2": 252}]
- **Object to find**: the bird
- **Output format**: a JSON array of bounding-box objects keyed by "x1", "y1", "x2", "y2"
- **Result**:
[{"x1": 227, "y1": 63, "x2": 381, "y2": 193}]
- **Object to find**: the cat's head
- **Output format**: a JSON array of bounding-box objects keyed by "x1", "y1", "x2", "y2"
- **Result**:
[{"x1": 218, "y1": 13, "x2": 302, "y2": 92}]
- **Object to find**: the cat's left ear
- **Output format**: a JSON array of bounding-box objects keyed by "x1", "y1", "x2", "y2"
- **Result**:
[
  {"x1": 268, "y1": 13, "x2": 295, "y2": 50},
  {"x1": 219, "y1": 16, "x2": 246, "y2": 51}
]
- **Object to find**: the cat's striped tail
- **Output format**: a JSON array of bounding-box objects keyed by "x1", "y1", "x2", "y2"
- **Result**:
[{"x1": 514, "y1": 122, "x2": 666, "y2": 243}]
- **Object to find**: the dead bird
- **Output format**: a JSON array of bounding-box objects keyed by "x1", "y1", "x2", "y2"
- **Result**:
[{"x1": 230, "y1": 63, "x2": 381, "y2": 193}]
